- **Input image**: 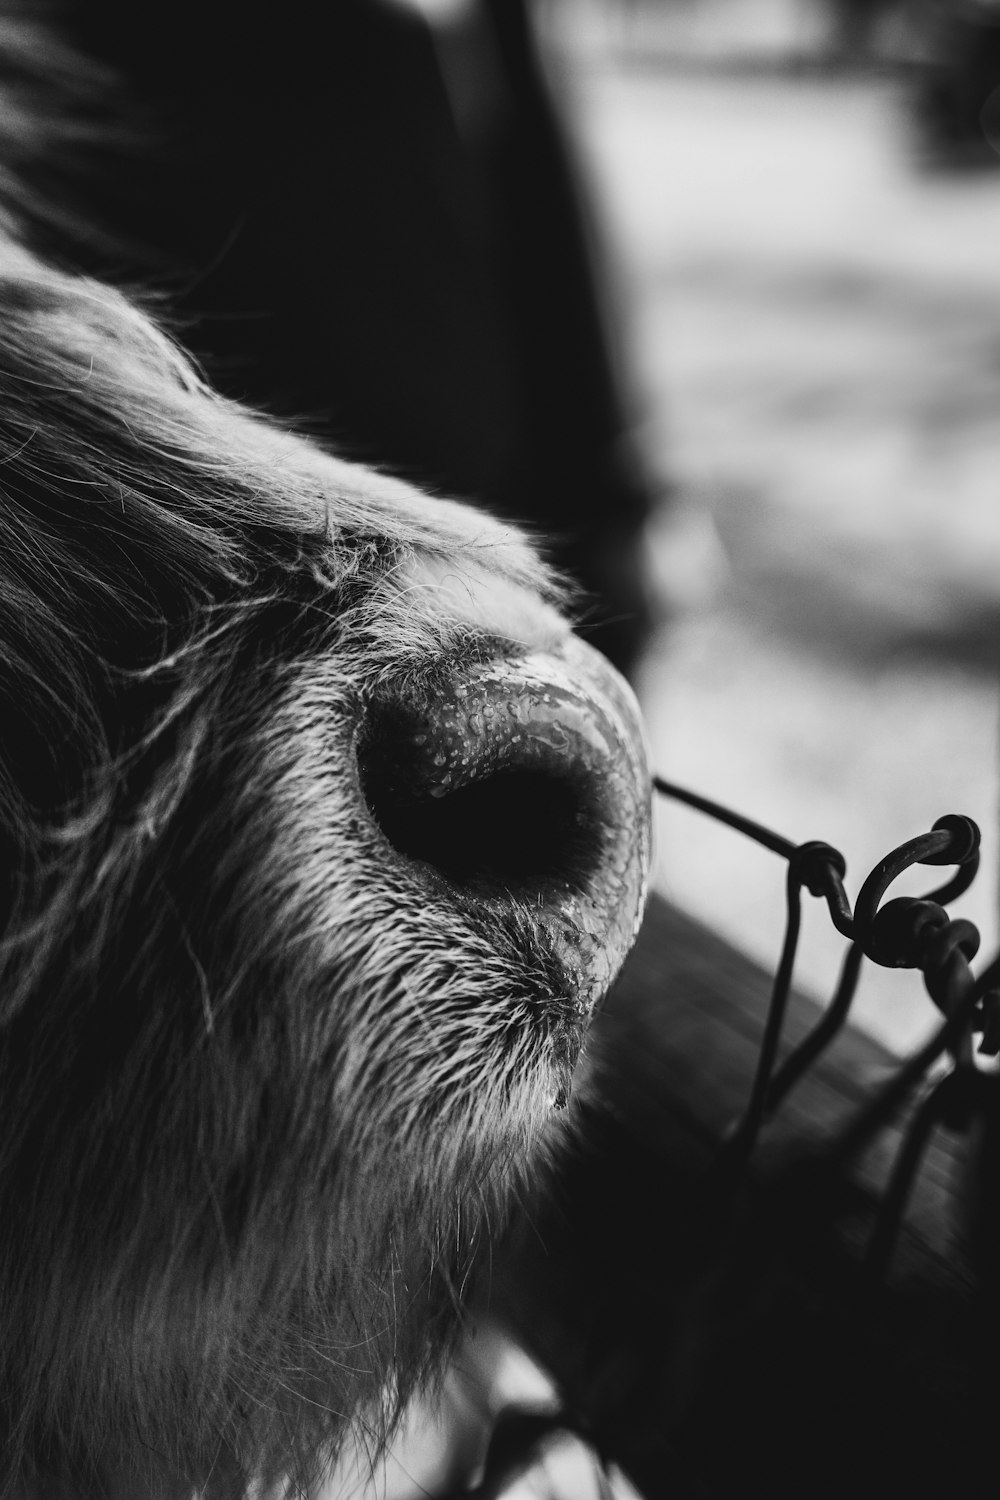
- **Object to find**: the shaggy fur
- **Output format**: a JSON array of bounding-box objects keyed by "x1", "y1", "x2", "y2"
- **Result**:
[
  {"x1": 0, "y1": 156, "x2": 596, "y2": 1500},
  {"x1": 0, "y1": 12, "x2": 652, "y2": 1498},
  {"x1": 0, "y1": 243, "x2": 586, "y2": 1495}
]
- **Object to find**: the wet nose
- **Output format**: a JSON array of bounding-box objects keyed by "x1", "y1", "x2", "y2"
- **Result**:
[{"x1": 357, "y1": 635, "x2": 652, "y2": 1010}]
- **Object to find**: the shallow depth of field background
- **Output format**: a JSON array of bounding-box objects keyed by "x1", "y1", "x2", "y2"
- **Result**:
[{"x1": 538, "y1": 0, "x2": 1000, "y2": 1054}]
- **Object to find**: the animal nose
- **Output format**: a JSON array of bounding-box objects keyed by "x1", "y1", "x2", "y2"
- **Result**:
[{"x1": 358, "y1": 635, "x2": 652, "y2": 1010}]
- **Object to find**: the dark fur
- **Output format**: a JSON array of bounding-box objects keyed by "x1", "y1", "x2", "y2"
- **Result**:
[{"x1": 0, "y1": 23, "x2": 596, "y2": 1498}]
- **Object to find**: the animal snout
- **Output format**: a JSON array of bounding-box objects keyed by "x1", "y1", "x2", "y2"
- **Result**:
[{"x1": 358, "y1": 634, "x2": 652, "y2": 1013}]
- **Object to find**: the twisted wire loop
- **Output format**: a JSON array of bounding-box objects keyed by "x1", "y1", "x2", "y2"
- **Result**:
[{"x1": 652, "y1": 775, "x2": 1000, "y2": 1279}]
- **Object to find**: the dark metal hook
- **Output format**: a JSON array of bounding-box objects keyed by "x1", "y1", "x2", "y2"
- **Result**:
[{"x1": 652, "y1": 776, "x2": 994, "y2": 1267}]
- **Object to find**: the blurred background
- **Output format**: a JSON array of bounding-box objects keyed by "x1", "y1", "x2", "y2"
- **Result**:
[{"x1": 523, "y1": 0, "x2": 1000, "y2": 1055}]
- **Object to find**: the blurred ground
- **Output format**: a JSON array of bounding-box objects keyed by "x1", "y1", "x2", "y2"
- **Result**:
[{"x1": 542, "y1": 1, "x2": 1000, "y2": 1053}]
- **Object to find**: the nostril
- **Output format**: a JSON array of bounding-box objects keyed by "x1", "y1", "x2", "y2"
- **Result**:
[
  {"x1": 355, "y1": 640, "x2": 652, "y2": 1012},
  {"x1": 360, "y1": 761, "x2": 604, "y2": 897}
]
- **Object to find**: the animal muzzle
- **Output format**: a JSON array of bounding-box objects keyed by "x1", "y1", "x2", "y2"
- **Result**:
[{"x1": 358, "y1": 634, "x2": 653, "y2": 1014}]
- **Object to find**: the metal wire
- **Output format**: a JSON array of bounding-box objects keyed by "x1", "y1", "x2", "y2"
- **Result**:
[{"x1": 652, "y1": 773, "x2": 999, "y2": 1279}]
